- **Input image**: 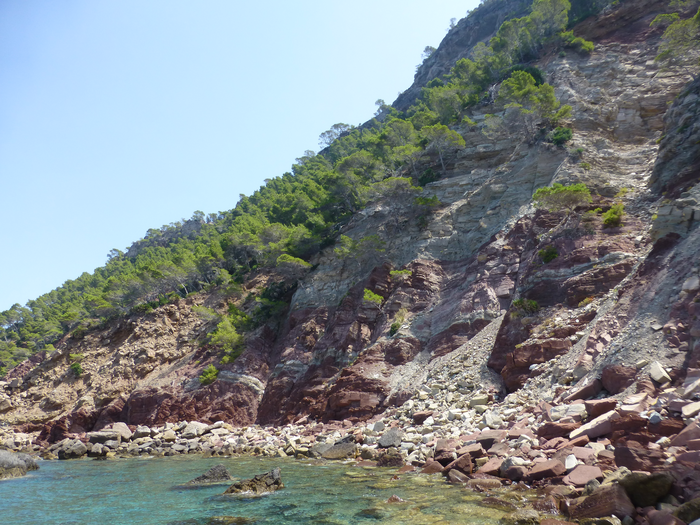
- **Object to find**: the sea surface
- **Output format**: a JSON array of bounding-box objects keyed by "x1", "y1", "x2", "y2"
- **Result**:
[{"x1": 0, "y1": 455, "x2": 521, "y2": 525}]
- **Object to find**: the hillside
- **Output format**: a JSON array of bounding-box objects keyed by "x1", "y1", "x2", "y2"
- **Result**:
[{"x1": 2, "y1": 0, "x2": 700, "y2": 502}]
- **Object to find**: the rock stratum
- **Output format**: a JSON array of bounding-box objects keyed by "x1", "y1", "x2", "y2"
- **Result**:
[{"x1": 3, "y1": 0, "x2": 700, "y2": 522}]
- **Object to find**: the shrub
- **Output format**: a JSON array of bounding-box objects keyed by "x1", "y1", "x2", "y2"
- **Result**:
[
  {"x1": 502, "y1": 65, "x2": 546, "y2": 86},
  {"x1": 580, "y1": 162, "x2": 591, "y2": 170},
  {"x1": 199, "y1": 364, "x2": 219, "y2": 385},
  {"x1": 578, "y1": 297, "x2": 595, "y2": 307},
  {"x1": 363, "y1": 289, "x2": 383, "y2": 305},
  {"x1": 389, "y1": 307, "x2": 408, "y2": 336},
  {"x1": 69, "y1": 353, "x2": 84, "y2": 362},
  {"x1": 390, "y1": 322, "x2": 401, "y2": 336},
  {"x1": 532, "y1": 183, "x2": 592, "y2": 213},
  {"x1": 70, "y1": 362, "x2": 83, "y2": 377},
  {"x1": 560, "y1": 31, "x2": 595, "y2": 54},
  {"x1": 602, "y1": 203, "x2": 624, "y2": 228},
  {"x1": 414, "y1": 195, "x2": 441, "y2": 207},
  {"x1": 390, "y1": 269, "x2": 412, "y2": 278},
  {"x1": 418, "y1": 168, "x2": 438, "y2": 186},
  {"x1": 512, "y1": 299, "x2": 540, "y2": 313},
  {"x1": 539, "y1": 245, "x2": 559, "y2": 263},
  {"x1": 550, "y1": 127, "x2": 573, "y2": 145}
]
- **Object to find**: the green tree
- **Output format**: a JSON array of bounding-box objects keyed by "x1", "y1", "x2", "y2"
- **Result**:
[
  {"x1": 532, "y1": 182, "x2": 592, "y2": 213},
  {"x1": 420, "y1": 124, "x2": 466, "y2": 176},
  {"x1": 652, "y1": 6, "x2": 700, "y2": 78}
]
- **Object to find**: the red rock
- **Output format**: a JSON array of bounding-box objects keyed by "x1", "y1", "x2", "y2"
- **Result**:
[
  {"x1": 569, "y1": 483, "x2": 636, "y2": 520},
  {"x1": 602, "y1": 365, "x2": 637, "y2": 394},
  {"x1": 572, "y1": 446, "x2": 596, "y2": 462},
  {"x1": 541, "y1": 520, "x2": 577, "y2": 525},
  {"x1": 685, "y1": 439, "x2": 700, "y2": 451},
  {"x1": 649, "y1": 417, "x2": 685, "y2": 437},
  {"x1": 614, "y1": 446, "x2": 666, "y2": 472},
  {"x1": 526, "y1": 459, "x2": 566, "y2": 481},
  {"x1": 420, "y1": 460, "x2": 445, "y2": 474},
  {"x1": 476, "y1": 430, "x2": 507, "y2": 449},
  {"x1": 538, "y1": 422, "x2": 581, "y2": 440},
  {"x1": 456, "y1": 443, "x2": 485, "y2": 458},
  {"x1": 397, "y1": 465, "x2": 415, "y2": 473},
  {"x1": 477, "y1": 457, "x2": 504, "y2": 476},
  {"x1": 646, "y1": 509, "x2": 685, "y2": 525},
  {"x1": 544, "y1": 437, "x2": 569, "y2": 449},
  {"x1": 447, "y1": 469, "x2": 469, "y2": 483},
  {"x1": 676, "y1": 450, "x2": 700, "y2": 464},
  {"x1": 503, "y1": 465, "x2": 528, "y2": 481},
  {"x1": 412, "y1": 411, "x2": 433, "y2": 425},
  {"x1": 584, "y1": 398, "x2": 619, "y2": 419},
  {"x1": 488, "y1": 443, "x2": 510, "y2": 456},
  {"x1": 434, "y1": 438, "x2": 460, "y2": 456},
  {"x1": 444, "y1": 453, "x2": 473, "y2": 475},
  {"x1": 570, "y1": 409, "x2": 620, "y2": 440},
  {"x1": 671, "y1": 420, "x2": 700, "y2": 447},
  {"x1": 508, "y1": 428, "x2": 536, "y2": 440},
  {"x1": 563, "y1": 379, "x2": 603, "y2": 403},
  {"x1": 563, "y1": 465, "x2": 603, "y2": 487},
  {"x1": 556, "y1": 435, "x2": 590, "y2": 450}
]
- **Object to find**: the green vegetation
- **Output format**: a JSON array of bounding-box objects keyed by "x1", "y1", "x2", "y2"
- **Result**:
[
  {"x1": 199, "y1": 364, "x2": 219, "y2": 385},
  {"x1": 578, "y1": 296, "x2": 595, "y2": 307},
  {"x1": 580, "y1": 162, "x2": 591, "y2": 170},
  {"x1": 560, "y1": 30, "x2": 595, "y2": 54},
  {"x1": 390, "y1": 307, "x2": 408, "y2": 336},
  {"x1": 69, "y1": 359, "x2": 83, "y2": 377},
  {"x1": 532, "y1": 183, "x2": 592, "y2": 213},
  {"x1": 363, "y1": 289, "x2": 384, "y2": 305},
  {"x1": 512, "y1": 298, "x2": 540, "y2": 313},
  {"x1": 413, "y1": 195, "x2": 441, "y2": 207},
  {"x1": 538, "y1": 245, "x2": 559, "y2": 263},
  {"x1": 390, "y1": 269, "x2": 413, "y2": 278},
  {"x1": 549, "y1": 126, "x2": 573, "y2": 145},
  {"x1": 651, "y1": 1, "x2": 700, "y2": 77},
  {"x1": 602, "y1": 203, "x2": 625, "y2": 228}
]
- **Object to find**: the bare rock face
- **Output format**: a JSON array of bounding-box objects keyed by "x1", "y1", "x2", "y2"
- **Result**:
[{"x1": 223, "y1": 468, "x2": 283, "y2": 495}]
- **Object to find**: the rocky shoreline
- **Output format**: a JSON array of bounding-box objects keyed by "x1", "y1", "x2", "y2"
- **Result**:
[{"x1": 3, "y1": 361, "x2": 700, "y2": 525}]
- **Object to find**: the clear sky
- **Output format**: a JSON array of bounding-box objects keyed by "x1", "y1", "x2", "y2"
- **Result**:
[{"x1": 0, "y1": 0, "x2": 480, "y2": 312}]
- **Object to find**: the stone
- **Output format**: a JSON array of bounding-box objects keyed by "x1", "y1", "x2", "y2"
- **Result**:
[
  {"x1": 484, "y1": 411, "x2": 504, "y2": 429},
  {"x1": 569, "y1": 484, "x2": 635, "y2": 520},
  {"x1": 570, "y1": 410, "x2": 620, "y2": 441},
  {"x1": 682, "y1": 400, "x2": 700, "y2": 418},
  {"x1": 0, "y1": 395, "x2": 13, "y2": 413},
  {"x1": 674, "y1": 498, "x2": 700, "y2": 524},
  {"x1": 182, "y1": 421, "x2": 208, "y2": 439},
  {"x1": 321, "y1": 442, "x2": 357, "y2": 460},
  {"x1": 223, "y1": 468, "x2": 284, "y2": 495},
  {"x1": 187, "y1": 464, "x2": 232, "y2": 485},
  {"x1": 563, "y1": 465, "x2": 603, "y2": 487},
  {"x1": 564, "y1": 380, "x2": 603, "y2": 402},
  {"x1": 526, "y1": 459, "x2": 566, "y2": 481},
  {"x1": 445, "y1": 453, "x2": 473, "y2": 475},
  {"x1": 538, "y1": 422, "x2": 581, "y2": 440},
  {"x1": 447, "y1": 469, "x2": 470, "y2": 483},
  {"x1": 377, "y1": 427, "x2": 403, "y2": 448},
  {"x1": 162, "y1": 430, "x2": 177, "y2": 442},
  {"x1": 470, "y1": 394, "x2": 490, "y2": 407},
  {"x1": 420, "y1": 460, "x2": 445, "y2": 474},
  {"x1": 602, "y1": 365, "x2": 637, "y2": 394},
  {"x1": 499, "y1": 509, "x2": 540, "y2": 525},
  {"x1": 412, "y1": 411, "x2": 433, "y2": 425},
  {"x1": 87, "y1": 430, "x2": 121, "y2": 444},
  {"x1": 477, "y1": 457, "x2": 504, "y2": 476},
  {"x1": 618, "y1": 472, "x2": 673, "y2": 507},
  {"x1": 0, "y1": 450, "x2": 39, "y2": 479},
  {"x1": 583, "y1": 399, "x2": 618, "y2": 418},
  {"x1": 565, "y1": 454, "x2": 578, "y2": 470},
  {"x1": 650, "y1": 362, "x2": 672, "y2": 385},
  {"x1": 551, "y1": 404, "x2": 587, "y2": 421},
  {"x1": 58, "y1": 439, "x2": 88, "y2": 460},
  {"x1": 682, "y1": 276, "x2": 700, "y2": 293},
  {"x1": 376, "y1": 448, "x2": 404, "y2": 467},
  {"x1": 111, "y1": 422, "x2": 133, "y2": 441},
  {"x1": 133, "y1": 425, "x2": 152, "y2": 439},
  {"x1": 670, "y1": 420, "x2": 700, "y2": 447},
  {"x1": 614, "y1": 446, "x2": 665, "y2": 472}
]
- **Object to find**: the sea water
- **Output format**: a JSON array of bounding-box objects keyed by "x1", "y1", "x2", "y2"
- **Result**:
[{"x1": 0, "y1": 456, "x2": 519, "y2": 525}]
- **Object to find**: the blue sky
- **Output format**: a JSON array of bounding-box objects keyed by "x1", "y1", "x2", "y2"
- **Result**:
[{"x1": 0, "y1": 0, "x2": 479, "y2": 311}]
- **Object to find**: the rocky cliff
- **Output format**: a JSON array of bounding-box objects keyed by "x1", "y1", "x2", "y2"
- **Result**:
[{"x1": 2, "y1": 0, "x2": 700, "y2": 462}]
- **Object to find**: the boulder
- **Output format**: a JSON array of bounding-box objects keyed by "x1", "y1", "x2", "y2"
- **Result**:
[
  {"x1": 618, "y1": 472, "x2": 673, "y2": 507},
  {"x1": 674, "y1": 497, "x2": 700, "y2": 524},
  {"x1": 182, "y1": 421, "x2": 209, "y2": 439},
  {"x1": 526, "y1": 459, "x2": 566, "y2": 481},
  {"x1": 500, "y1": 509, "x2": 541, "y2": 525},
  {"x1": 649, "y1": 362, "x2": 672, "y2": 385},
  {"x1": 563, "y1": 465, "x2": 603, "y2": 487},
  {"x1": 321, "y1": 442, "x2": 357, "y2": 460},
  {"x1": 538, "y1": 422, "x2": 581, "y2": 440},
  {"x1": 87, "y1": 430, "x2": 121, "y2": 444},
  {"x1": 570, "y1": 410, "x2": 620, "y2": 440},
  {"x1": 187, "y1": 464, "x2": 233, "y2": 485},
  {"x1": 376, "y1": 448, "x2": 404, "y2": 467},
  {"x1": 377, "y1": 427, "x2": 403, "y2": 448},
  {"x1": 614, "y1": 446, "x2": 665, "y2": 472},
  {"x1": 0, "y1": 450, "x2": 39, "y2": 479},
  {"x1": 111, "y1": 422, "x2": 133, "y2": 441},
  {"x1": 223, "y1": 468, "x2": 284, "y2": 495},
  {"x1": 602, "y1": 365, "x2": 637, "y2": 394},
  {"x1": 133, "y1": 425, "x2": 152, "y2": 439},
  {"x1": 58, "y1": 439, "x2": 88, "y2": 460},
  {"x1": 569, "y1": 484, "x2": 635, "y2": 520}
]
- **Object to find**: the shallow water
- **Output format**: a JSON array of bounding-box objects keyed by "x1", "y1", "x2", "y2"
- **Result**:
[{"x1": 0, "y1": 456, "x2": 519, "y2": 525}]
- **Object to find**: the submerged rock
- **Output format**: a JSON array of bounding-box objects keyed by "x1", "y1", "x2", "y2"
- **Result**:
[
  {"x1": 223, "y1": 468, "x2": 283, "y2": 495},
  {"x1": 187, "y1": 464, "x2": 233, "y2": 485},
  {"x1": 0, "y1": 449, "x2": 39, "y2": 479}
]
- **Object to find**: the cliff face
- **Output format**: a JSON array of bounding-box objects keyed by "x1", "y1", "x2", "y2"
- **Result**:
[{"x1": 3, "y1": 0, "x2": 700, "y2": 443}]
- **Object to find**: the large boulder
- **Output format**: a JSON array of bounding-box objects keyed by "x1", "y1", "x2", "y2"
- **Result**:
[
  {"x1": 223, "y1": 468, "x2": 284, "y2": 495},
  {"x1": 187, "y1": 464, "x2": 233, "y2": 485},
  {"x1": 321, "y1": 442, "x2": 357, "y2": 460},
  {"x1": 568, "y1": 484, "x2": 635, "y2": 520},
  {"x1": 618, "y1": 472, "x2": 673, "y2": 507},
  {"x1": 0, "y1": 450, "x2": 39, "y2": 479},
  {"x1": 377, "y1": 427, "x2": 403, "y2": 448}
]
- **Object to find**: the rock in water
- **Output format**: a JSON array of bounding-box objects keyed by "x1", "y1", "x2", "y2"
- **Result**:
[
  {"x1": 223, "y1": 468, "x2": 283, "y2": 495},
  {"x1": 187, "y1": 464, "x2": 233, "y2": 485},
  {"x1": 0, "y1": 450, "x2": 39, "y2": 479}
]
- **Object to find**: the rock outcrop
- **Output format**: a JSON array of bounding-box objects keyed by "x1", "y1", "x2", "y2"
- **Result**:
[
  {"x1": 0, "y1": 449, "x2": 39, "y2": 479},
  {"x1": 223, "y1": 468, "x2": 283, "y2": 495}
]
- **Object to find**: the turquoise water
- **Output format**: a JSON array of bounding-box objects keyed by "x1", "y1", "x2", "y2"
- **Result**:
[{"x1": 0, "y1": 456, "x2": 519, "y2": 524}]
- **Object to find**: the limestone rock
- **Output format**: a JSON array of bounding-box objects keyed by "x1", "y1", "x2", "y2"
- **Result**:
[
  {"x1": 0, "y1": 450, "x2": 39, "y2": 479},
  {"x1": 187, "y1": 464, "x2": 233, "y2": 485},
  {"x1": 321, "y1": 442, "x2": 357, "y2": 460},
  {"x1": 223, "y1": 468, "x2": 283, "y2": 495},
  {"x1": 377, "y1": 427, "x2": 403, "y2": 448},
  {"x1": 649, "y1": 362, "x2": 671, "y2": 385}
]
